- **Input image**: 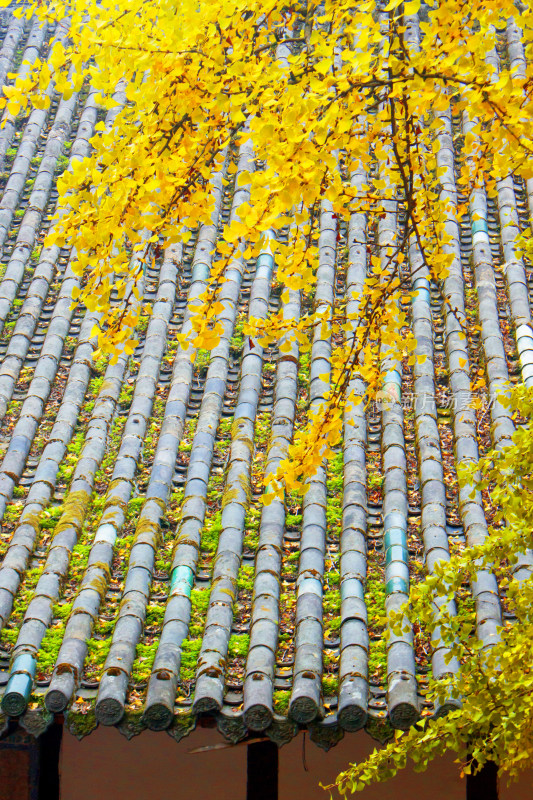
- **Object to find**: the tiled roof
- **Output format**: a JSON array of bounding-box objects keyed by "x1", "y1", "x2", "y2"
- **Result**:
[{"x1": 0, "y1": 9, "x2": 531, "y2": 748}]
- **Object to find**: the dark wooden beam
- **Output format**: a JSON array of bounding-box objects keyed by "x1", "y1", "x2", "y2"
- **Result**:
[
  {"x1": 466, "y1": 760, "x2": 498, "y2": 800},
  {"x1": 38, "y1": 721, "x2": 62, "y2": 800},
  {"x1": 247, "y1": 740, "x2": 278, "y2": 800}
]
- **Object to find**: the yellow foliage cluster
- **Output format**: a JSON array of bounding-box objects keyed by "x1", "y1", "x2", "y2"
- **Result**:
[{"x1": 1, "y1": 0, "x2": 532, "y2": 496}]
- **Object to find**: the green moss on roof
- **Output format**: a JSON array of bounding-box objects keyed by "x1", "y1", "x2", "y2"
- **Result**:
[{"x1": 0, "y1": 9, "x2": 524, "y2": 746}]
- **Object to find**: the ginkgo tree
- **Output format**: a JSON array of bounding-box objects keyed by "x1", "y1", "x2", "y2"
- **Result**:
[
  {"x1": 2, "y1": 0, "x2": 533, "y2": 791},
  {"x1": 325, "y1": 385, "x2": 533, "y2": 793},
  {"x1": 5, "y1": 0, "x2": 532, "y2": 492}
]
